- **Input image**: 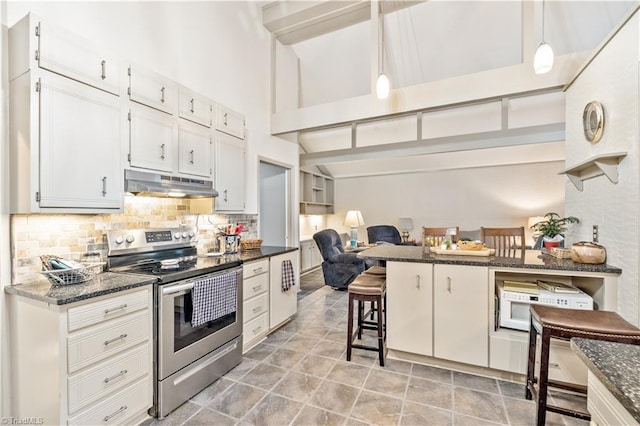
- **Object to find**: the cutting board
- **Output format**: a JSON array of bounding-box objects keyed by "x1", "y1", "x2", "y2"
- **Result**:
[{"x1": 430, "y1": 247, "x2": 495, "y2": 256}]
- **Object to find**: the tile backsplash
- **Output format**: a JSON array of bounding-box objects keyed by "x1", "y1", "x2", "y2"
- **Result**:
[{"x1": 11, "y1": 196, "x2": 257, "y2": 284}]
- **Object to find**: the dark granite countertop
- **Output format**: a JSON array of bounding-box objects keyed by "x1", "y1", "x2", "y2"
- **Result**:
[
  {"x1": 357, "y1": 245, "x2": 621, "y2": 274},
  {"x1": 6, "y1": 246, "x2": 298, "y2": 306},
  {"x1": 571, "y1": 338, "x2": 640, "y2": 422},
  {"x1": 4, "y1": 272, "x2": 156, "y2": 306}
]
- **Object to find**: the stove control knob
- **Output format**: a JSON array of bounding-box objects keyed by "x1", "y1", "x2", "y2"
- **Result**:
[
  {"x1": 174, "y1": 232, "x2": 181, "y2": 239},
  {"x1": 125, "y1": 235, "x2": 135, "y2": 244},
  {"x1": 182, "y1": 232, "x2": 188, "y2": 239},
  {"x1": 188, "y1": 231, "x2": 195, "y2": 238},
  {"x1": 115, "y1": 236, "x2": 124, "y2": 244}
]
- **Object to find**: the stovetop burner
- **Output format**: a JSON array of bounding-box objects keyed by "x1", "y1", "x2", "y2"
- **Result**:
[{"x1": 106, "y1": 228, "x2": 241, "y2": 283}]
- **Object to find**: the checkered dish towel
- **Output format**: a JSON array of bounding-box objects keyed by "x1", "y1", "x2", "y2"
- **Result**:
[
  {"x1": 191, "y1": 270, "x2": 238, "y2": 327},
  {"x1": 281, "y1": 259, "x2": 296, "y2": 292}
]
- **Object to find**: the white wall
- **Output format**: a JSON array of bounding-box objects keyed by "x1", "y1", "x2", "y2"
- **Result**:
[
  {"x1": 565, "y1": 11, "x2": 640, "y2": 325},
  {"x1": 330, "y1": 162, "x2": 566, "y2": 244},
  {"x1": 5, "y1": 1, "x2": 299, "y2": 216}
]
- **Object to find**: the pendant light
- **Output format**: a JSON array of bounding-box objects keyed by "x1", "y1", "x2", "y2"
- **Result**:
[
  {"x1": 376, "y1": 0, "x2": 390, "y2": 99},
  {"x1": 534, "y1": 0, "x2": 554, "y2": 74}
]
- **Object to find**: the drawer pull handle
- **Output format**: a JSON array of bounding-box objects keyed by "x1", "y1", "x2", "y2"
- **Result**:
[
  {"x1": 550, "y1": 362, "x2": 560, "y2": 368},
  {"x1": 447, "y1": 277, "x2": 452, "y2": 293},
  {"x1": 252, "y1": 285, "x2": 262, "y2": 292},
  {"x1": 103, "y1": 405, "x2": 127, "y2": 422},
  {"x1": 104, "y1": 304, "x2": 128, "y2": 315},
  {"x1": 189, "y1": 149, "x2": 195, "y2": 164},
  {"x1": 224, "y1": 112, "x2": 228, "y2": 126},
  {"x1": 160, "y1": 143, "x2": 166, "y2": 160},
  {"x1": 416, "y1": 275, "x2": 420, "y2": 289},
  {"x1": 101, "y1": 60, "x2": 106, "y2": 80},
  {"x1": 252, "y1": 306, "x2": 262, "y2": 313},
  {"x1": 190, "y1": 98, "x2": 195, "y2": 113},
  {"x1": 104, "y1": 334, "x2": 127, "y2": 346},
  {"x1": 104, "y1": 369, "x2": 128, "y2": 383},
  {"x1": 102, "y1": 176, "x2": 107, "y2": 196},
  {"x1": 253, "y1": 267, "x2": 263, "y2": 273},
  {"x1": 160, "y1": 86, "x2": 165, "y2": 103},
  {"x1": 252, "y1": 326, "x2": 262, "y2": 334}
]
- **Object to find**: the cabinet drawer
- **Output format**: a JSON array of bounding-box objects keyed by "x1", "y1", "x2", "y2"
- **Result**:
[
  {"x1": 68, "y1": 376, "x2": 150, "y2": 426},
  {"x1": 68, "y1": 310, "x2": 150, "y2": 373},
  {"x1": 68, "y1": 289, "x2": 149, "y2": 332},
  {"x1": 243, "y1": 313, "x2": 268, "y2": 345},
  {"x1": 243, "y1": 273, "x2": 268, "y2": 300},
  {"x1": 68, "y1": 343, "x2": 150, "y2": 414},
  {"x1": 243, "y1": 259, "x2": 269, "y2": 280},
  {"x1": 244, "y1": 293, "x2": 268, "y2": 324}
]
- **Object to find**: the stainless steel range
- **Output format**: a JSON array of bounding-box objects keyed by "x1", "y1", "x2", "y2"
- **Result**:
[{"x1": 106, "y1": 228, "x2": 243, "y2": 419}]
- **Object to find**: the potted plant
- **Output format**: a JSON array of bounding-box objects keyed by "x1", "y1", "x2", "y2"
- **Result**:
[{"x1": 530, "y1": 212, "x2": 580, "y2": 248}]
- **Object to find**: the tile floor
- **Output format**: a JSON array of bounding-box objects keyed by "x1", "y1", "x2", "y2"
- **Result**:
[{"x1": 152, "y1": 282, "x2": 588, "y2": 426}]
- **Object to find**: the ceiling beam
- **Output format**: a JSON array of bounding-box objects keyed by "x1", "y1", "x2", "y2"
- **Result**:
[
  {"x1": 300, "y1": 122, "x2": 565, "y2": 167},
  {"x1": 262, "y1": 0, "x2": 421, "y2": 45}
]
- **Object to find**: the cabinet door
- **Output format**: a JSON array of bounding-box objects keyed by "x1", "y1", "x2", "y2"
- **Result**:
[
  {"x1": 129, "y1": 65, "x2": 176, "y2": 114},
  {"x1": 38, "y1": 75, "x2": 122, "y2": 209},
  {"x1": 300, "y1": 242, "x2": 312, "y2": 272},
  {"x1": 386, "y1": 262, "x2": 433, "y2": 356},
  {"x1": 311, "y1": 241, "x2": 322, "y2": 267},
  {"x1": 129, "y1": 105, "x2": 176, "y2": 173},
  {"x1": 215, "y1": 132, "x2": 245, "y2": 211},
  {"x1": 433, "y1": 264, "x2": 489, "y2": 366},
  {"x1": 215, "y1": 104, "x2": 244, "y2": 139},
  {"x1": 178, "y1": 123, "x2": 212, "y2": 178},
  {"x1": 269, "y1": 251, "x2": 298, "y2": 329},
  {"x1": 178, "y1": 87, "x2": 212, "y2": 127},
  {"x1": 38, "y1": 21, "x2": 121, "y2": 95}
]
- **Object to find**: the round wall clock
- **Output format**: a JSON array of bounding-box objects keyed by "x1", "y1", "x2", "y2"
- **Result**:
[{"x1": 583, "y1": 101, "x2": 604, "y2": 143}]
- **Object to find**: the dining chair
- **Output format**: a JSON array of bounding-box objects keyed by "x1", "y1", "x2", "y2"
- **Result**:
[
  {"x1": 421, "y1": 227, "x2": 460, "y2": 248},
  {"x1": 480, "y1": 227, "x2": 525, "y2": 253}
]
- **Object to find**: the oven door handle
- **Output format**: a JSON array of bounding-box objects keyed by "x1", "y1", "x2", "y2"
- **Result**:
[{"x1": 162, "y1": 282, "x2": 194, "y2": 295}]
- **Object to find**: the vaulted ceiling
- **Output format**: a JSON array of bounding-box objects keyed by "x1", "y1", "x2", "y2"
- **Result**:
[{"x1": 263, "y1": 1, "x2": 637, "y2": 179}]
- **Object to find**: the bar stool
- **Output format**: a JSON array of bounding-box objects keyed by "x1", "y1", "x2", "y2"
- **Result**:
[
  {"x1": 525, "y1": 305, "x2": 640, "y2": 425},
  {"x1": 346, "y1": 273, "x2": 386, "y2": 366},
  {"x1": 363, "y1": 266, "x2": 386, "y2": 320}
]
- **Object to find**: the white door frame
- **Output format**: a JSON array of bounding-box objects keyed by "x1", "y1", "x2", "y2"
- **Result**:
[{"x1": 257, "y1": 156, "x2": 296, "y2": 247}]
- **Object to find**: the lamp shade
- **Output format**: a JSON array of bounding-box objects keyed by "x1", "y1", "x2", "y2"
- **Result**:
[
  {"x1": 344, "y1": 210, "x2": 365, "y2": 228},
  {"x1": 376, "y1": 73, "x2": 390, "y2": 99},
  {"x1": 534, "y1": 42, "x2": 554, "y2": 74},
  {"x1": 398, "y1": 217, "x2": 413, "y2": 231}
]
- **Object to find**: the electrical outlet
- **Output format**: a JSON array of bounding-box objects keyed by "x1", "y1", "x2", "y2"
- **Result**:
[{"x1": 593, "y1": 225, "x2": 599, "y2": 242}]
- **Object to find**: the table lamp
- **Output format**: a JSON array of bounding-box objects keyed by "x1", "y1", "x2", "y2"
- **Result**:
[
  {"x1": 398, "y1": 218, "x2": 413, "y2": 243},
  {"x1": 344, "y1": 210, "x2": 365, "y2": 248}
]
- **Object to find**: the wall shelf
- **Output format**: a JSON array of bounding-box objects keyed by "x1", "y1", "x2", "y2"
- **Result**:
[
  {"x1": 300, "y1": 171, "x2": 334, "y2": 214},
  {"x1": 560, "y1": 152, "x2": 627, "y2": 191}
]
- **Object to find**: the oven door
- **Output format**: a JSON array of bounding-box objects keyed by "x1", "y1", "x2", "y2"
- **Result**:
[{"x1": 157, "y1": 266, "x2": 243, "y2": 380}]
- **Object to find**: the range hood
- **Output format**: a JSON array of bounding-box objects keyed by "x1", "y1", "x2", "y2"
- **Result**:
[{"x1": 125, "y1": 169, "x2": 218, "y2": 198}]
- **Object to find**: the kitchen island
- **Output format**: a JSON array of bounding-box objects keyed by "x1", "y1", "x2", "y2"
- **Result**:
[{"x1": 358, "y1": 245, "x2": 622, "y2": 384}]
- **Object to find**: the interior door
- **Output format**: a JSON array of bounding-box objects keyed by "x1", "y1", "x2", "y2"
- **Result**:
[{"x1": 259, "y1": 161, "x2": 290, "y2": 247}]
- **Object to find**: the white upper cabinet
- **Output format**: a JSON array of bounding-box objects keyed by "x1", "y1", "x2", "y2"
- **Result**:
[
  {"x1": 128, "y1": 105, "x2": 177, "y2": 173},
  {"x1": 178, "y1": 122, "x2": 212, "y2": 178},
  {"x1": 216, "y1": 104, "x2": 245, "y2": 139},
  {"x1": 179, "y1": 87, "x2": 212, "y2": 127},
  {"x1": 35, "y1": 20, "x2": 121, "y2": 95},
  {"x1": 215, "y1": 132, "x2": 245, "y2": 211},
  {"x1": 128, "y1": 64, "x2": 176, "y2": 115}
]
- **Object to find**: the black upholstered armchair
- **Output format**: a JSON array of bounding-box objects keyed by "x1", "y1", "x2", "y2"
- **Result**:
[
  {"x1": 367, "y1": 225, "x2": 417, "y2": 246},
  {"x1": 313, "y1": 229, "x2": 372, "y2": 290}
]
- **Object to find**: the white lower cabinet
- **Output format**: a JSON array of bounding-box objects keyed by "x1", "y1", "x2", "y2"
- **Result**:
[
  {"x1": 387, "y1": 262, "x2": 433, "y2": 356},
  {"x1": 243, "y1": 259, "x2": 270, "y2": 352},
  {"x1": 269, "y1": 251, "x2": 299, "y2": 329},
  {"x1": 588, "y1": 371, "x2": 639, "y2": 426},
  {"x1": 433, "y1": 264, "x2": 489, "y2": 367},
  {"x1": 300, "y1": 240, "x2": 321, "y2": 272},
  {"x1": 8, "y1": 287, "x2": 153, "y2": 425}
]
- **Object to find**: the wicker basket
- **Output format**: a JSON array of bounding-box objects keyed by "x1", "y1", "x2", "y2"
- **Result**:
[
  {"x1": 240, "y1": 239, "x2": 263, "y2": 250},
  {"x1": 542, "y1": 247, "x2": 573, "y2": 259}
]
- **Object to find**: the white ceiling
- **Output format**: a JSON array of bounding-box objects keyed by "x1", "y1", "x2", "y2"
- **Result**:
[{"x1": 265, "y1": 1, "x2": 637, "y2": 178}]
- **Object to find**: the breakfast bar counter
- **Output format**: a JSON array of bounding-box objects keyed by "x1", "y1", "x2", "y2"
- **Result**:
[
  {"x1": 357, "y1": 245, "x2": 622, "y2": 274},
  {"x1": 356, "y1": 245, "x2": 622, "y2": 383}
]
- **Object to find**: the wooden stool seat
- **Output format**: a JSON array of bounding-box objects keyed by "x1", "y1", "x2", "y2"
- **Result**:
[
  {"x1": 526, "y1": 305, "x2": 640, "y2": 425},
  {"x1": 347, "y1": 274, "x2": 386, "y2": 366}
]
